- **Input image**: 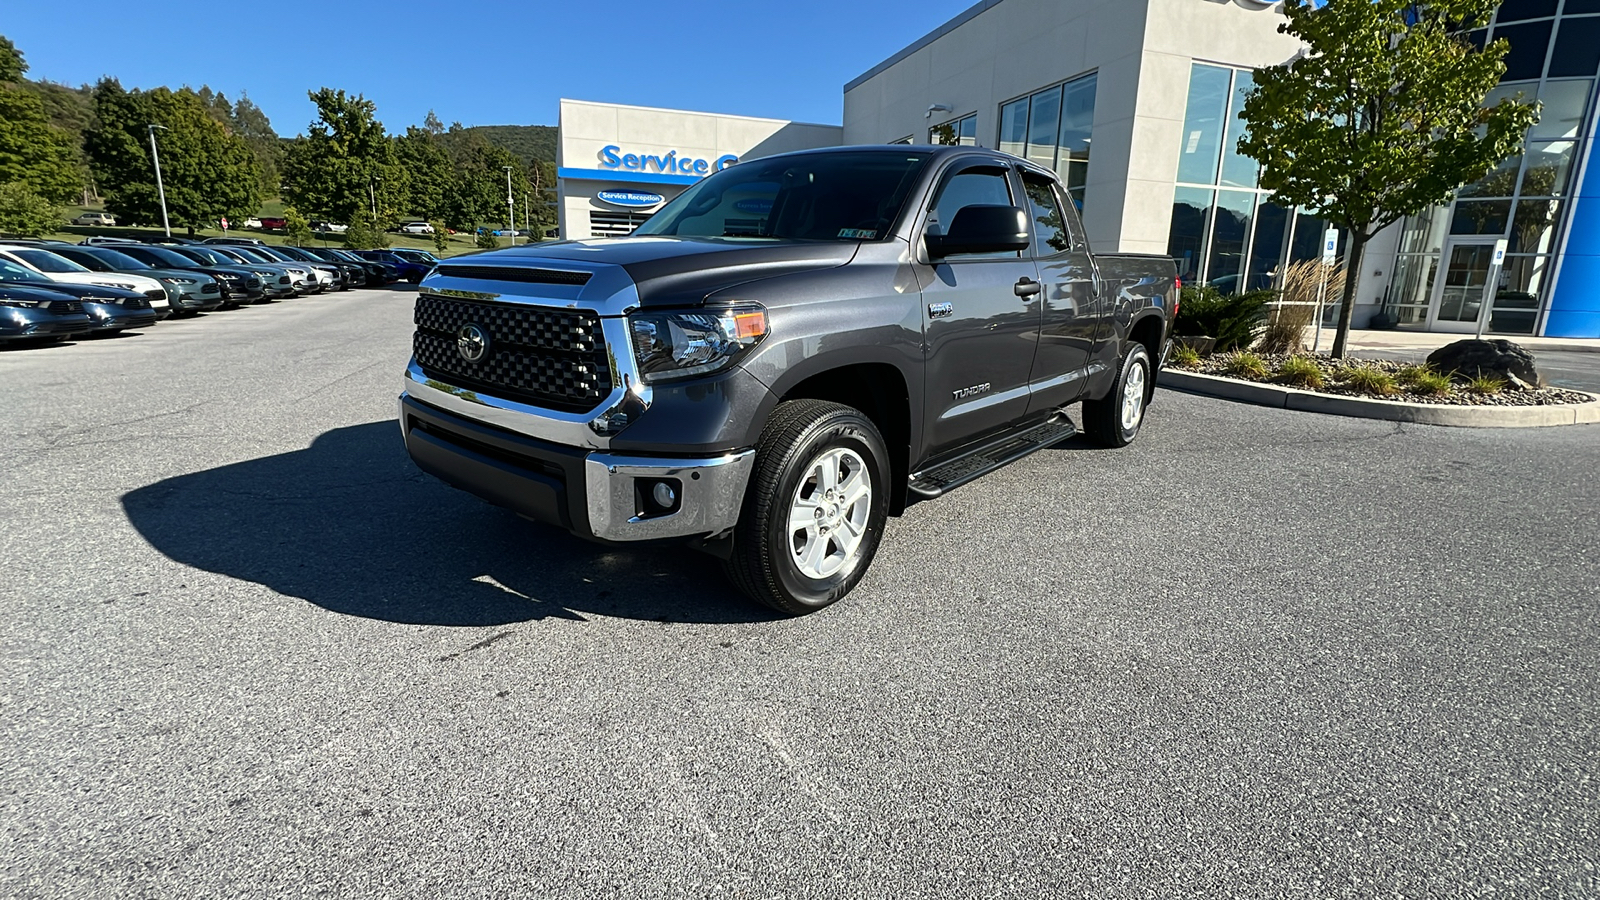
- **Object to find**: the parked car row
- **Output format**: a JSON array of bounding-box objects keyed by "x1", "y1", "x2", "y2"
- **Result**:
[{"x1": 0, "y1": 236, "x2": 442, "y2": 347}]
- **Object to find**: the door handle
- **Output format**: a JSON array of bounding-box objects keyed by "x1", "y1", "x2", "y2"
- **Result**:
[{"x1": 1015, "y1": 277, "x2": 1042, "y2": 299}]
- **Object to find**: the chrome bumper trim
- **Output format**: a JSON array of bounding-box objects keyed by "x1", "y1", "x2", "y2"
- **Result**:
[{"x1": 583, "y1": 451, "x2": 755, "y2": 541}]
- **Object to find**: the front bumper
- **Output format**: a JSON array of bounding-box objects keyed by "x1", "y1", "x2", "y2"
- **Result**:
[
  {"x1": 172, "y1": 290, "x2": 223, "y2": 312},
  {"x1": 0, "y1": 312, "x2": 93, "y2": 340},
  {"x1": 400, "y1": 394, "x2": 754, "y2": 543}
]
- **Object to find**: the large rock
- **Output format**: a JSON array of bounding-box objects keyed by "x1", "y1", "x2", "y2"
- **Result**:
[{"x1": 1426, "y1": 339, "x2": 1544, "y2": 387}]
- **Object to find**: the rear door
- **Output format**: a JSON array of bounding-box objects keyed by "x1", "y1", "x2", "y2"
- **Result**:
[
  {"x1": 1021, "y1": 171, "x2": 1099, "y2": 414},
  {"x1": 918, "y1": 161, "x2": 1043, "y2": 460}
]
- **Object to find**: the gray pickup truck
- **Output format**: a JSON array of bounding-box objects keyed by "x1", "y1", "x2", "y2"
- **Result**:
[{"x1": 400, "y1": 145, "x2": 1177, "y2": 614}]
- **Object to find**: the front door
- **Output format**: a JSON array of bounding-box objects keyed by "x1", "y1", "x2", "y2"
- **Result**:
[
  {"x1": 1429, "y1": 239, "x2": 1498, "y2": 332},
  {"x1": 919, "y1": 163, "x2": 1043, "y2": 460}
]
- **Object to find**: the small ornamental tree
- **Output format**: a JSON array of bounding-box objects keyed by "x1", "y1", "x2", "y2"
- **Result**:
[
  {"x1": 1239, "y1": 0, "x2": 1539, "y2": 358},
  {"x1": 282, "y1": 206, "x2": 313, "y2": 245},
  {"x1": 430, "y1": 221, "x2": 448, "y2": 254},
  {"x1": 475, "y1": 230, "x2": 500, "y2": 251}
]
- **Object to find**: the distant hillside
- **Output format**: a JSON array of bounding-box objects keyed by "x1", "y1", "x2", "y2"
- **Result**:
[{"x1": 449, "y1": 125, "x2": 558, "y2": 166}]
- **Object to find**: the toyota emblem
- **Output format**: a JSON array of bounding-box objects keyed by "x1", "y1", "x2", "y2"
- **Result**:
[{"x1": 456, "y1": 323, "x2": 489, "y2": 363}]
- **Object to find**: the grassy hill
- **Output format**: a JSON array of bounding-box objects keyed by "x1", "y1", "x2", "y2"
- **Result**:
[{"x1": 443, "y1": 124, "x2": 558, "y2": 165}]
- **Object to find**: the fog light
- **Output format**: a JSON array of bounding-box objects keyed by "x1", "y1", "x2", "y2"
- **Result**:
[{"x1": 652, "y1": 481, "x2": 677, "y2": 509}]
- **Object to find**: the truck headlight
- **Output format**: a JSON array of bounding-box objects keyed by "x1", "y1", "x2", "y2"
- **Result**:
[{"x1": 628, "y1": 306, "x2": 768, "y2": 382}]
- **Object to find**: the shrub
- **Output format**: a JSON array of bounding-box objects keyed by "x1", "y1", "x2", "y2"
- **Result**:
[
  {"x1": 1170, "y1": 343, "x2": 1202, "y2": 369},
  {"x1": 1223, "y1": 351, "x2": 1269, "y2": 379},
  {"x1": 1342, "y1": 365, "x2": 1397, "y2": 395},
  {"x1": 1176, "y1": 284, "x2": 1273, "y2": 352},
  {"x1": 1259, "y1": 260, "x2": 1346, "y2": 354},
  {"x1": 0, "y1": 181, "x2": 62, "y2": 237},
  {"x1": 475, "y1": 231, "x2": 501, "y2": 251},
  {"x1": 430, "y1": 222, "x2": 449, "y2": 254},
  {"x1": 282, "y1": 206, "x2": 313, "y2": 246},
  {"x1": 1273, "y1": 355, "x2": 1325, "y2": 389},
  {"x1": 1404, "y1": 367, "x2": 1452, "y2": 395},
  {"x1": 1467, "y1": 373, "x2": 1505, "y2": 394},
  {"x1": 343, "y1": 213, "x2": 389, "y2": 250}
]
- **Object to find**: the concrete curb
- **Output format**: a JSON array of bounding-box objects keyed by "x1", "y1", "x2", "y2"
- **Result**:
[{"x1": 1160, "y1": 369, "x2": 1600, "y2": 428}]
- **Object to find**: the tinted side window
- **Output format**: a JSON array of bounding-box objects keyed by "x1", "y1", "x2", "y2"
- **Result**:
[
  {"x1": 927, "y1": 166, "x2": 1017, "y2": 259},
  {"x1": 1023, "y1": 176, "x2": 1073, "y2": 257}
]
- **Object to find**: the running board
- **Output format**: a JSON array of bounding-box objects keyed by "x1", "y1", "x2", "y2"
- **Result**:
[{"x1": 907, "y1": 417, "x2": 1077, "y2": 499}]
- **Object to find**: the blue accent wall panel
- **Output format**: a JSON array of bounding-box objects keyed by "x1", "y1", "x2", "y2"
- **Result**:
[{"x1": 1548, "y1": 112, "x2": 1600, "y2": 337}]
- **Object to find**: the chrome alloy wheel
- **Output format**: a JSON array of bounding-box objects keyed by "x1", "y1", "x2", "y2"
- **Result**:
[
  {"x1": 788, "y1": 447, "x2": 872, "y2": 580},
  {"x1": 1121, "y1": 359, "x2": 1147, "y2": 432}
]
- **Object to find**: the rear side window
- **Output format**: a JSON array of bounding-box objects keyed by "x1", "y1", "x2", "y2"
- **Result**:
[{"x1": 1023, "y1": 175, "x2": 1075, "y2": 257}]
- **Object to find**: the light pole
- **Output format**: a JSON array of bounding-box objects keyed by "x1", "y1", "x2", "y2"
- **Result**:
[
  {"x1": 147, "y1": 124, "x2": 171, "y2": 238},
  {"x1": 504, "y1": 165, "x2": 515, "y2": 246}
]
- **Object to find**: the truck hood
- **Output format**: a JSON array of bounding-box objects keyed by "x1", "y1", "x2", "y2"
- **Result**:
[{"x1": 432, "y1": 237, "x2": 858, "y2": 309}]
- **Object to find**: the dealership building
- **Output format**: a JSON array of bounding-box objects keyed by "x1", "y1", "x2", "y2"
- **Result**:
[
  {"x1": 554, "y1": 0, "x2": 1600, "y2": 338},
  {"x1": 555, "y1": 99, "x2": 841, "y2": 240}
]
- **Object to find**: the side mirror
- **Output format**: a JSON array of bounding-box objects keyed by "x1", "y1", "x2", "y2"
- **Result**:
[{"x1": 925, "y1": 205, "x2": 1031, "y2": 258}]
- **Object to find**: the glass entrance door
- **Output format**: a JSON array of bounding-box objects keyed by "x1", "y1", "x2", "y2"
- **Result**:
[{"x1": 1429, "y1": 240, "x2": 1497, "y2": 332}]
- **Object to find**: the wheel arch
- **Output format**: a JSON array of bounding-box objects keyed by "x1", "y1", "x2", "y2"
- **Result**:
[{"x1": 772, "y1": 359, "x2": 914, "y2": 516}]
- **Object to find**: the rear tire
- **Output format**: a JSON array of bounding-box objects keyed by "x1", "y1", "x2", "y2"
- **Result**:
[
  {"x1": 723, "y1": 400, "x2": 890, "y2": 616},
  {"x1": 1083, "y1": 342, "x2": 1152, "y2": 448}
]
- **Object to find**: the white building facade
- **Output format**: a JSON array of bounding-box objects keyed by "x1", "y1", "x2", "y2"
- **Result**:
[
  {"x1": 843, "y1": 0, "x2": 1600, "y2": 338},
  {"x1": 556, "y1": 100, "x2": 842, "y2": 240}
]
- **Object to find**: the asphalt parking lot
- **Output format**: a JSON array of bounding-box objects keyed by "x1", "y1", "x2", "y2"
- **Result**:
[{"x1": 3, "y1": 288, "x2": 1597, "y2": 898}]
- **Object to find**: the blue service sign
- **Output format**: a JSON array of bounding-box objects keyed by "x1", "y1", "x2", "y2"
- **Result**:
[{"x1": 597, "y1": 189, "x2": 665, "y2": 208}]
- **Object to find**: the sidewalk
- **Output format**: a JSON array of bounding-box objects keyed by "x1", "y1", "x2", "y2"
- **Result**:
[{"x1": 1321, "y1": 327, "x2": 1600, "y2": 355}]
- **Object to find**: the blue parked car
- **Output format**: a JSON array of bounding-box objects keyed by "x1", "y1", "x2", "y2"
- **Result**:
[{"x1": 351, "y1": 250, "x2": 433, "y2": 284}]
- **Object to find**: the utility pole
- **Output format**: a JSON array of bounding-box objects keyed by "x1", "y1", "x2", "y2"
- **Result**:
[
  {"x1": 504, "y1": 166, "x2": 516, "y2": 246},
  {"x1": 148, "y1": 124, "x2": 171, "y2": 238},
  {"x1": 523, "y1": 192, "x2": 530, "y2": 242},
  {"x1": 368, "y1": 177, "x2": 378, "y2": 224}
]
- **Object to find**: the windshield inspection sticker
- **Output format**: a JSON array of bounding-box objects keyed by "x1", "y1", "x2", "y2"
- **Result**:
[{"x1": 838, "y1": 228, "x2": 877, "y2": 239}]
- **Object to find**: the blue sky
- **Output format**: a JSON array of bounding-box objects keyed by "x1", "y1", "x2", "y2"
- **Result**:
[{"x1": 6, "y1": 0, "x2": 979, "y2": 136}]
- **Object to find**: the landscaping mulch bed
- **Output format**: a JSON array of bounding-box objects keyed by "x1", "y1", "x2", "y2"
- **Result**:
[{"x1": 1174, "y1": 352, "x2": 1594, "y2": 407}]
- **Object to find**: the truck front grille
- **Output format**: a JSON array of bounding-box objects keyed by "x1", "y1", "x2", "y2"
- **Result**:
[{"x1": 412, "y1": 294, "x2": 613, "y2": 413}]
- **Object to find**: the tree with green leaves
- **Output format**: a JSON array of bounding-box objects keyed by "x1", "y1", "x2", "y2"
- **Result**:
[
  {"x1": 449, "y1": 143, "x2": 527, "y2": 232},
  {"x1": 430, "y1": 222, "x2": 449, "y2": 254},
  {"x1": 1238, "y1": 0, "x2": 1539, "y2": 358},
  {"x1": 281, "y1": 88, "x2": 407, "y2": 229},
  {"x1": 0, "y1": 181, "x2": 62, "y2": 237},
  {"x1": 0, "y1": 37, "x2": 82, "y2": 205},
  {"x1": 394, "y1": 125, "x2": 455, "y2": 221},
  {"x1": 0, "y1": 35, "x2": 23, "y2": 84},
  {"x1": 283, "y1": 206, "x2": 313, "y2": 245},
  {"x1": 84, "y1": 80, "x2": 262, "y2": 231}
]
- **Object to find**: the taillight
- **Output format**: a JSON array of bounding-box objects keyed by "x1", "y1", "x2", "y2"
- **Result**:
[{"x1": 1173, "y1": 278, "x2": 1182, "y2": 316}]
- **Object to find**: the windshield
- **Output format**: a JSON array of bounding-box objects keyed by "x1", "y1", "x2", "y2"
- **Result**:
[
  {"x1": 184, "y1": 248, "x2": 231, "y2": 265},
  {"x1": 227, "y1": 247, "x2": 271, "y2": 263},
  {"x1": 84, "y1": 248, "x2": 150, "y2": 270},
  {"x1": 139, "y1": 246, "x2": 195, "y2": 268},
  {"x1": 634, "y1": 151, "x2": 931, "y2": 242},
  {"x1": 253, "y1": 247, "x2": 293, "y2": 262},
  {"x1": 13, "y1": 249, "x2": 91, "y2": 273},
  {"x1": 0, "y1": 259, "x2": 50, "y2": 283}
]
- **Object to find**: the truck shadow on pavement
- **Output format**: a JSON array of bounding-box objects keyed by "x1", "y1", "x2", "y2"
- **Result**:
[{"x1": 121, "y1": 421, "x2": 777, "y2": 627}]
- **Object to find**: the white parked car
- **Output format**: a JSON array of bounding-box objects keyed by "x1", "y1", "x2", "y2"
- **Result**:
[
  {"x1": 71, "y1": 212, "x2": 116, "y2": 226},
  {"x1": 243, "y1": 217, "x2": 263, "y2": 230},
  {"x1": 0, "y1": 246, "x2": 168, "y2": 308},
  {"x1": 397, "y1": 222, "x2": 435, "y2": 234}
]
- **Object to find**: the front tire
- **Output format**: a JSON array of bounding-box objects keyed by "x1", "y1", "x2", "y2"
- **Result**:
[
  {"x1": 1083, "y1": 342, "x2": 1152, "y2": 448},
  {"x1": 723, "y1": 400, "x2": 890, "y2": 616}
]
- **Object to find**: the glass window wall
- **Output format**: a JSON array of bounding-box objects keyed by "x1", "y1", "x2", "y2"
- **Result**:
[{"x1": 997, "y1": 74, "x2": 1098, "y2": 207}]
